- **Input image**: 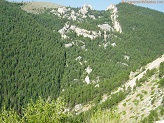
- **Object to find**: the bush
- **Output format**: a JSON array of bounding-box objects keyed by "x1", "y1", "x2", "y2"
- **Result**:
[
  {"x1": 158, "y1": 78, "x2": 164, "y2": 87},
  {"x1": 88, "y1": 108, "x2": 121, "y2": 123},
  {"x1": 0, "y1": 97, "x2": 72, "y2": 123}
]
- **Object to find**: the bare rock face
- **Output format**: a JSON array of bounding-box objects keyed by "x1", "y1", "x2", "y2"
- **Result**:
[
  {"x1": 85, "y1": 66, "x2": 92, "y2": 74},
  {"x1": 59, "y1": 22, "x2": 100, "y2": 40},
  {"x1": 95, "y1": 84, "x2": 99, "y2": 88},
  {"x1": 69, "y1": 10, "x2": 77, "y2": 20},
  {"x1": 79, "y1": 4, "x2": 93, "y2": 18},
  {"x1": 57, "y1": 7, "x2": 67, "y2": 14},
  {"x1": 58, "y1": 23, "x2": 70, "y2": 35},
  {"x1": 50, "y1": 4, "x2": 95, "y2": 21},
  {"x1": 124, "y1": 55, "x2": 130, "y2": 60},
  {"x1": 98, "y1": 24, "x2": 112, "y2": 31},
  {"x1": 84, "y1": 4, "x2": 93, "y2": 10},
  {"x1": 75, "y1": 104, "x2": 82, "y2": 112},
  {"x1": 85, "y1": 75, "x2": 90, "y2": 84},
  {"x1": 89, "y1": 15, "x2": 96, "y2": 19},
  {"x1": 155, "y1": 120, "x2": 164, "y2": 123},
  {"x1": 111, "y1": 42, "x2": 116, "y2": 47},
  {"x1": 73, "y1": 27, "x2": 101, "y2": 39},
  {"x1": 75, "y1": 56, "x2": 82, "y2": 61},
  {"x1": 106, "y1": 4, "x2": 117, "y2": 12},
  {"x1": 106, "y1": 4, "x2": 122, "y2": 33},
  {"x1": 64, "y1": 43, "x2": 73, "y2": 48},
  {"x1": 103, "y1": 42, "x2": 110, "y2": 49}
]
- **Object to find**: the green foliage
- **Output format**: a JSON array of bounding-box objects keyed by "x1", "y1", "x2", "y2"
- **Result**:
[
  {"x1": 0, "y1": 106, "x2": 21, "y2": 123},
  {"x1": 88, "y1": 108, "x2": 121, "y2": 123},
  {"x1": 23, "y1": 97, "x2": 70, "y2": 123},
  {"x1": 101, "y1": 91, "x2": 126, "y2": 109},
  {"x1": 141, "y1": 90, "x2": 148, "y2": 95},
  {"x1": 0, "y1": 97, "x2": 72, "y2": 123},
  {"x1": 158, "y1": 78, "x2": 164, "y2": 87},
  {"x1": 137, "y1": 93, "x2": 144, "y2": 100},
  {"x1": 0, "y1": 0, "x2": 65, "y2": 110},
  {"x1": 136, "y1": 69, "x2": 157, "y2": 87},
  {"x1": 146, "y1": 69, "x2": 157, "y2": 78},
  {"x1": 133, "y1": 99, "x2": 139, "y2": 106},
  {"x1": 117, "y1": 3, "x2": 164, "y2": 67},
  {"x1": 123, "y1": 102, "x2": 126, "y2": 107},
  {"x1": 30, "y1": 12, "x2": 68, "y2": 31},
  {"x1": 158, "y1": 61, "x2": 164, "y2": 87},
  {"x1": 159, "y1": 62, "x2": 164, "y2": 78},
  {"x1": 1, "y1": 1, "x2": 164, "y2": 119},
  {"x1": 141, "y1": 106, "x2": 164, "y2": 123}
]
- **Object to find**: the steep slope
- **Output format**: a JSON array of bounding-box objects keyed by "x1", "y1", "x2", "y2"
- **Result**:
[
  {"x1": 1, "y1": 1, "x2": 164, "y2": 122},
  {"x1": 117, "y1": 3, "x2": 164, "y2": 67},
  {"x1": 73, "y1": 55, "x2": 164, "y2": 123},
  {"x1": 117, "y1": 55, "x2": 164, "y2": 122},
  {"x1": 0, "y1": 0, "x2": 65, "y2": 111},
  {"x1": 56, "y1": 3, "x2": 164, "y2": 108},
  {"x1": 13, "y1": 1, "x2": 164, "y2": 109}
]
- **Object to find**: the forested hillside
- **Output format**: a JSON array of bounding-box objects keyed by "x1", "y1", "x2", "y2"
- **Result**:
[
  {"x1": 0, "y1": 0, "x2": 65, "y2": 112},
  {"x1": 0, "y1": 0, "x2": 164, "y2": 122}
]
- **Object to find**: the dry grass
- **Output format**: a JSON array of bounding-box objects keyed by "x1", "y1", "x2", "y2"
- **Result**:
[{"x1": 20, "y1": 2, "x2": 64, "y2": 14}]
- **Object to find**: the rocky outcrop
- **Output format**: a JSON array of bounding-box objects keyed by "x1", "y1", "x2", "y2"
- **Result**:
[
  {"x1": 50, "y1": 4, "x2": 95, "y2": 21},
  {"x1": 74, "y1": 104, "x2": 82, "y2": 112},
  {"x1": 79, "y1": 4, "x2": 93, "y2": 15},
  {"x1": 84, "y1": 66, "x2": 92, "y2": 84},
  {"x1": 103, "y1": 42, "x2": 109, "y2": 49},
  {"x1": 125, "y1": 54, "x2": 164, "y2": 89},
  {"x1": 75, "y1": 56, "x2": 82, "y2": 61},
  {"x1": 107, "y1": 4, "x2": 122, "y2": 33},
  {"x1": 85, "y1": 75, "x2": 90, "y2": 84},
  {"x1": 64, "y1": 43, "x2": 73, "y2": 48},
  {"x1": 155, "y1": 120, "x2": 164, "y2": 123},
  {"x1": 73, "y1": 26, "x2": 100, "y2": 39},
  {"x1": 111, "y1": 42, "x2": 116, "y2": 47},
  {"x1": 89, "y1": 14, "x2": 96, "y2": 19},
  {"x1": 85, "y1": 66, "x2": 92, "y2": 74},
  {"x1": 58, "y1": 23, "x2": 101, "y2": 40},
  {"x1": 58, "y1": 22, "x2": 70, "y2": 34},
  {"x1": 69, "y1": 10, "x2": 77, "y2": 20},
  {"x1": 124, "y1": 55, "x2": 130, "y2": 60},
  {"x1": 57, "y1": 7, "x2": 67, "y2": 14},
  {"x1": 98, "y1": 24, "x2": 112, "y2": 31}
]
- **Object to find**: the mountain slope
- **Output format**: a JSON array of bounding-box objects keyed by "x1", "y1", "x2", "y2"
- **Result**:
[
  {"x1": 0, "y1": 0, "x2": 164, "y2": 122},
  {"x1": 0, "y1": 0, "x2": 65, "y2": 111},
  {"x1": 117, "y1": 3, "x2": 164, "y2": 68},
  {"x1": 20, "y1": 2, "x2": 64, "y2": 14}
]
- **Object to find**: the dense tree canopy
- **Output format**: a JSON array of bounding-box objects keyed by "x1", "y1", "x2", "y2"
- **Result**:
[{"x1": 0, "y1": 1, "x2": 164, "y2": 122}]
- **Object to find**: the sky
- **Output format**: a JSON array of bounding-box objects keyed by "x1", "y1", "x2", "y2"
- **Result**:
[{"x1": 8, "y1": 0, "x2": 164, "y2": 12}]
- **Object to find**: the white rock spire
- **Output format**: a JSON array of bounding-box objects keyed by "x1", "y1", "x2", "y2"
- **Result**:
[{"x1": 106, "y1": 4, "x2": 122, "y2": 33}]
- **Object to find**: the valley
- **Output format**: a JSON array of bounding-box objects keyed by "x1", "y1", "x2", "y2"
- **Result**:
[{"x1": 0, "y1": 0, "x2": 164, "y2": 122}]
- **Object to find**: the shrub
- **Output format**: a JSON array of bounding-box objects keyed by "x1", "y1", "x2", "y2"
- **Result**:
[{"x1": 0, "y1": 97, "x2": 72, "y2": 123}]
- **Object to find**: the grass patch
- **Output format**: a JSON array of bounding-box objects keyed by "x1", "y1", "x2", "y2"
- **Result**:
[
  {"x1": 130, "y1": 116, "x2": 135, "y2": 119},
  {"x1": 133, "y1": 99, "x2": 139, "y2": 106},
  {"x1": 122, "y1": 111, "x2": 126, "y2": 115},
  {"x1": 123, "y1": 102, "x2": 126, "y2": 107},
  {"x1": 137, "y1": 93, "x2": 144, "y2": 100},
  {"x1": 126, "y1": 98, "x2": 131, "y2": 102},
  {"x1": 141, "y1": 90, "x2": 148, "y2": 95}
]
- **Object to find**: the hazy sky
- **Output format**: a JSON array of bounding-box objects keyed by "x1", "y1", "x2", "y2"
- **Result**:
[{"x1": 8, "y1": 0, "x2": 164, "y2": 12}]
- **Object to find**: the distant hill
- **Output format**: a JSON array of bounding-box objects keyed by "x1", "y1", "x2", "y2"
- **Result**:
[{"x1": 20, "y1": 2, "x2": 64, "y2": 14}]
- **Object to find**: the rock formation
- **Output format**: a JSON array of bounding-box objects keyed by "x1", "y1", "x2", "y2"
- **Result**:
[{"x1": 107, "y1": 4, "x2": 122, "y2": 33}]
